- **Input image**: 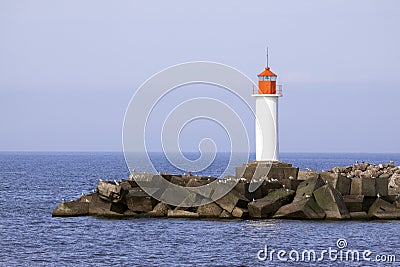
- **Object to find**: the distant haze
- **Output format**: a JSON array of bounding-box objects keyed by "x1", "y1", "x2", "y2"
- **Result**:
[{"x1": 0, "y1": 0, "x2": 399, "y2": 153}]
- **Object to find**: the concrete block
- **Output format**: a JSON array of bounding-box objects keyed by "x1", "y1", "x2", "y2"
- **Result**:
[
  {"x1": 167, "y1": 210, "x2": 199, "y2": 218},
  {"x1": 248, "y1": 188, "x2": 295, "y2": 218},
  {"x1": 213, "y1": 189, "x2": 248, "y2": 213},
  {"x1": 52, "y1": 201, "x2": 89, "y2": 217},
  {"x1": 197, "y1": 202, "x2": 222, "y2": 217},
  {"x1": 343, "y1": 195, "x2": 364, "y2": 212},
  {"x1": 350, "y1": 178, "x2": 362, "y2": 195},
  {"x1": 368, "y1": 198, "x2": 400, "y2": 219},
  {"x1": 273, "y1": 198, "x2": 326, "y2": 219},
  {"x1": 313, "y1": 184, "x2": 350, "y2": 219},
  {"x1": 375, "y1": 177, "x2": 389, "y2": 196},
  {"x1": 294, "y1": 175, "x2": 325, "y2": 201},
  {"x1": 320, "y1": 172, "x2": 351, "y2": 195},
  {"x1": 232, "y1": 207, "x2": 249, "y2": 218},
  {"x1": 362, "y1": 177, "x2": 376, "y2": 197}
]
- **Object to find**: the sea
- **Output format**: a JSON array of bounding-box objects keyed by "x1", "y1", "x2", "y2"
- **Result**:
[{"x1": 0, "y1": 152, "x2": 399, "y2": 266}]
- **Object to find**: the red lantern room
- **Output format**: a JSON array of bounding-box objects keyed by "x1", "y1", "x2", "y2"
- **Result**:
[{"x1": 257, "y1": 67, "x2": 277, "y2": 94}]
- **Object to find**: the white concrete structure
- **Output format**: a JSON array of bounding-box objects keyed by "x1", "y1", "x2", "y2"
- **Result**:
[
  {"x1": 254, "y1": 94, "x2": 279, "y2": 161},
  {"x1": 253, "y1": 67, "x2": 281, "y2": 161}
]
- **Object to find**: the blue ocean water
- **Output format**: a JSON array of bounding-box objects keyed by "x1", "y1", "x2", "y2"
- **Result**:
[{"x1": 0, "y1": 152, "x2": 399, "y2": 266}]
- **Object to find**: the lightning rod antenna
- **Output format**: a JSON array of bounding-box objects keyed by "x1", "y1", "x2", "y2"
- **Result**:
[{"x1": 266, "y1": 46, "x2": 269, "y2": 68}]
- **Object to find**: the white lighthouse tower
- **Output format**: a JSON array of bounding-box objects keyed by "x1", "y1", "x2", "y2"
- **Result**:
[{"x1": 253, "y1": 58, "x2": 282, "y2": 161}]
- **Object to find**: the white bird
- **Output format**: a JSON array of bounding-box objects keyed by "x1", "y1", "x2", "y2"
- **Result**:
[
  {"x1": 81, "y1": 192, "x2": 85, "y2": 196},
  {"x1": 305, "y1": 194, "x2": 311, "y2": 198},
  {"x1": 377, "y1": 193, "x2": 381, "y2": 198},
  {"x1": 252, "y1": 198, "x2": 255, "y2": 202},
  {"x1": 282, "y1": 184, "x2": 286, "y2": 188},
  {"x1": 306, "y1": 168, "x2": 312, "y2": 171},
  {"x1": 99, "y1": 178, "x2": 103, "y2": 182},
  {"x1": 62, "y1": 198, "x2": 65, "y2": 203},
  {"x1": 114, "y1": 179, "x2": 119, "y2": 186},
  {"x1": 286, "y1": 189, "x2": 290, "y2": 192},
  {"x1": 289, "y1": 176, "x2": 294, "y2": 180}
]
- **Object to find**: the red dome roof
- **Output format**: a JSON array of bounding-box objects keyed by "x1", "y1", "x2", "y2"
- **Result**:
[{"x1": 257, "y1": 67, "x2": 277, "y2": 77}]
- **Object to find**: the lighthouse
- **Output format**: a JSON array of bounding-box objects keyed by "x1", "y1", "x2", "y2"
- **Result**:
[{"x1": 253, "y1": 60, "x2": 282, "y2": 161}]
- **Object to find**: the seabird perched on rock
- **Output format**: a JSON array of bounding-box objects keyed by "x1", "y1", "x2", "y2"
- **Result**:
[
  {"x1": 289, "y1": 176, "x2": 294, "y2": 180},
  {"x1": 114, "y1": 179, "x2": 119, "y2": 186},
  {"x1": 99, "y1": 178, "x2": 103, "y2": 182},
  {"x1": 282, "y1": 184, "x2": 286, "y2": 188},
  {"x1": 377, "y1": 193, "x2": 381, "y2": 198},
  {"x1": 252, "y1": 198, "x2": 255, "y2": 202},
  {"x1": 305, "y1": 194, "x2": 311, "y2": 199},
  {"x1": 62, "y1": 198, "x2": 65, "y2": 203},
  {"x1": 306, "y1": 168, "x2": 312, "y2": 171}
]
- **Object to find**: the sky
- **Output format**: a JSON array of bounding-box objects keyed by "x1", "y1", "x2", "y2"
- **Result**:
[{"x1": 0, "y1": 0, "x2": 399, "y2": 153}]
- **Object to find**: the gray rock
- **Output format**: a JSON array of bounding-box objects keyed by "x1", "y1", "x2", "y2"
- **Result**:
[
  {"x1": 96, "y1": 181, "x2": 121, "y2": 202},
  {"x1": 294, "y1": 175, "x2": 325, "y2": 202},
  {"x1": 273, "y1": 198, "x2": 326, "y2": 219},
  {"x1": 319, "y1": 172, "x2": 351, "y2": 195},
  {"x1": 213, "y1": 189, "x2": 248, "y2": 213},
  {"x1": 362, "y1": 177, "x2": 376, "y2": 197},
  {"x1": 197, "y1": 202, "x2": 222, "y2": 217},
  {"x1": 167, "y1": 210, "x2": 199, "y2": 218},
  {"x1": 125, "y1": 189, "x2": 155, "y2": 212},
  {"x1": 375, "y1": 177, "x2": 389, "y2": 196},
  {"x1": 313, "y1": 184, "x2": 350, "y2": 219},
  {"x1": 343, "y1": 195, "x2": 364, "y2": 212},
  {"x1": 248, "y1": 188, "x2": 295, "y2": 218},
  {"x1": 89, "y1": 193, "x2": 126, "y2": 216},
  {"x1": 298, "y1": 170, "x2": 319, "y2": 181},
  {"x1": 232, "y1": 207, "x2": 249, "y2": 218},
  {"x1": 52, "y1": 201, "x2": 89, "y2": 217},
  {"x1": 148, "y1": 202, "x2": 169, "y2": 217},
  {"x1": 281, "y1": 178, "x2": 302, "y2": 191},
  {"x1": 368, "y1": 198, "x2": 400, "y2": 219},
  {"x1": 219, "y1": 210, "x2": 233, "y2": 218},
  {"x1": 388, "y1": 173, "x2": 400, "y2": 195},
  {"x1": 350, "y1": 178, "x2": 362, "y2": 195}
]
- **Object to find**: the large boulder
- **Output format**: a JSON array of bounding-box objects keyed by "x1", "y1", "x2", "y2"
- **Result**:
[
  {"x1": 52, "y1": 201, "x2": 89, "y2": 217},
  {"x1": 368, "y1": 198, "x2": 400, "y2": 219},
  {"x1": 197, "y1": 202, "x2": 222, "y2": 217},
  {"x1": 213, "y1": 189, "x2": 249, "y2": 213},
  {"x1": 298, "y1": 170, "x2": 319, "y2": 181},
  {"x1": 273, "y1": 198, "x2": 326, "y2": 219},
  {"x1": 294, "y1": 175, "x2": 325, "y2": 202},
  {"x1": 319, "y1": 172, "x2": 351, "y2": 195},
  {"x1": 167, "y1": 210, "x2": 199, "y2": 218},
  {"x1": 388, "y1": 173, "x2": 400, "y2": 195},
  {"x1": 148, "y1": 202, "x2": 169, "y2": 217},
  {"x1": 248, "y1": 188, "x2": 295, "y2": 218},
  {"x1": 232, "y1": 207, "x2": 249, "y2": 218},
  {"x1": 125, "y1": 189, "x2": 156, "y2": 212},
  {"x1": 313, "y1": 184, "x2": 350, "y2": 219},
  {"x1": 89, "y1": 193, "x2": 126, "y2": 216},
  {"x1": 96, "y1": 181, "x2": 121, "y2": 202}
]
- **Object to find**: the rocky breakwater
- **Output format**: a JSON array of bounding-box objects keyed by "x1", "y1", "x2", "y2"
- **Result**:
[{"x1": 53, "y1": 161, "x2": 400, "y2": 220}]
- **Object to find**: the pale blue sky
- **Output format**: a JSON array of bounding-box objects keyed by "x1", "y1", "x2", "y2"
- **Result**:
[{"x1": 0, "y1": 0, "x2": 399, "y2": 152}]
